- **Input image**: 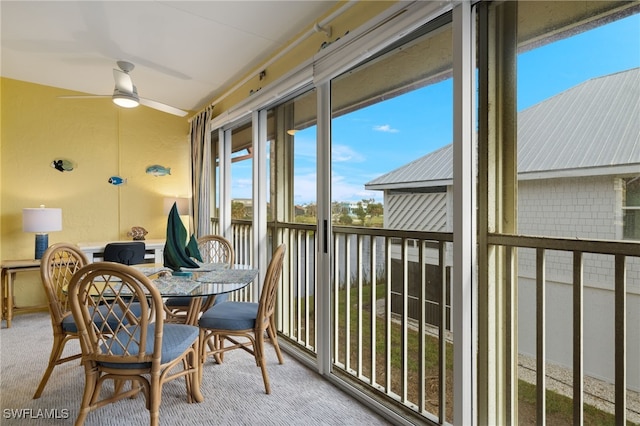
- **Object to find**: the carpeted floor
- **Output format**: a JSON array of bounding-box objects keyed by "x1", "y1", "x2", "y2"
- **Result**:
[{"x1": 1, "y1": 312, "x2": 391, "y2": 425}]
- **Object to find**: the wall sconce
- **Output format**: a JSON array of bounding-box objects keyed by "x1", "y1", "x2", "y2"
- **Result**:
[
  {"x1": 286, "y1": 129, "x2": 298, "y2": 136},
  {"x1": 22, "y1": 205, "x2": 62, "y2": 259}
]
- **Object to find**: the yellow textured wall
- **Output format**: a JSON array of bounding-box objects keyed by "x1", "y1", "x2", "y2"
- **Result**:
[
  {"x1": 0, "y1": 0, "x2": 397, "y2": 317},
  {"x1": 1, "y1": 78, "x2": 190, "y2": 308}
]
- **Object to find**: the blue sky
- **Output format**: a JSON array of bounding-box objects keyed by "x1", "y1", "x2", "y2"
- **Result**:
[{"x1": 232, "y1": 13, "x2": 639, "y2": 205}]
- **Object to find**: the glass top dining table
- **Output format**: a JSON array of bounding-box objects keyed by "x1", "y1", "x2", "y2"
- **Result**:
[{"x1": 134, "y1": 263, "x2": 259, "y2": 325}]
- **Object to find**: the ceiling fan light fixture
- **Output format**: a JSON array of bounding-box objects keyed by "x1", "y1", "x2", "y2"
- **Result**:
[
  {"x1": 60, "y1": 61, "x2": 186, "y2": 116},
  {"x1": 113, "y1": 93, "x2": 139, "y2": 108}
]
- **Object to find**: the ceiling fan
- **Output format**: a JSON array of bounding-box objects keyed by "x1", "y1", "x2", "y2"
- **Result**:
[{"x1": 60, "y1": 61, "x2": 188, "y2": 117}]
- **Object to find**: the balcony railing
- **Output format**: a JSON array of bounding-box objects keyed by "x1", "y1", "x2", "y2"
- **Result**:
[
  {"x1": 225, "y1": 218, "x2": 638, "y2": 424},
  {"x1": 488, "y1": 233, "x2": 640, "y2": 425},
  {"x1": 212, "y1": 219, "x2": 254, "y2": 302},
  {"x1": 329, "y1": 226, "x2": 454, "y2": 423}
]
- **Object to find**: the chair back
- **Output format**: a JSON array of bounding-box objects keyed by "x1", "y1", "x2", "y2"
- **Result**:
[
  {"x1": 103, "y1": 242, "x2": 146, "y2": 265},
  {"x1": 40, "y1": 243, "x2": 90, "y2": 328},
  {"x1": 68, "y1": 262, "x2": 164, "y2": 366},
  {"x1": 256, "y1": 244, "x2": 286, "y2": 332},
  {"x1": 197, "y1": 235, "x2": 234, "y2": 265}
]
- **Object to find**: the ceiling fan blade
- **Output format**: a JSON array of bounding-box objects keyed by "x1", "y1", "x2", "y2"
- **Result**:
[
  {"x1": 113, "y1": 68, "x2": 133, "y2": 93},
  {"x1": 59, "y1": 61, "x2": 187, "y2": 117},
  {"x1": 139, "y1": 97, "x2": 188, "y2": 117}
]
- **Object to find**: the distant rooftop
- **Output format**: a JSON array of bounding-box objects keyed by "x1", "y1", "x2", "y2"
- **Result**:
[{"x1": 366, "y1": 67, "x2": 640, "y2": 190}]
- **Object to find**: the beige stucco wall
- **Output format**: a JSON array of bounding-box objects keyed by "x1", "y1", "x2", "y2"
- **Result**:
[{"x1": 1, "y1": 77, "x2": 191, "y2": 308}]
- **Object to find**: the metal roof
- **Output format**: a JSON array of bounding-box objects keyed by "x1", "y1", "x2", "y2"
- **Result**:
[{"x1": 366, "y1": 67, "x2": 640, "y2": 190}]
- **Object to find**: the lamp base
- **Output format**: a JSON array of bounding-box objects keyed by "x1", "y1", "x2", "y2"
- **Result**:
[{"x1": 35, "y1": 233, "x2": 49, "y2": 259}]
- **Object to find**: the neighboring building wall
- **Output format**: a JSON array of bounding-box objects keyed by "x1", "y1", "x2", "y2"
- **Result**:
[
  {"x1": 383, "y1": 175, "x2": 640, "y2": 390},
  {"x1": 517, "y1": 175, "x2": 640, "y2": 291},
  {"x1": 517, "y1": 176, "x2": 639, "y2": 288},
  {"x1": 384, "y1": 191, "x2": 447, "y2": 231},
  {"x1": 518, "y1": 176, "x2": 618, "y2": 239},
  {"x1": 517, "y1": 175, "x2": 640, "y2": 390}
]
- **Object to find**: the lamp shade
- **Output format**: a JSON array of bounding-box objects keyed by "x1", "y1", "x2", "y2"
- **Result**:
[
  {"x1": 22, "y1": 207, "x2": 62, "y2": 233},
  {"x1": 23, "y1": 206, "x2": 62, "y2": 259},
  {"x1": 163, "y1": 197, "x2": 190, "y2": 215}
]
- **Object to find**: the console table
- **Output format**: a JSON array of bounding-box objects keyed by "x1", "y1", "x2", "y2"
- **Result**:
[
  {"x1": 77, "y1": 239, "x2": 165, "y2": 264},
  {"x1": 1, "y1": 240, "x2": 166, "y2": 329},
  {"x1": 1, "y1": 259, "x2": 44, "y2": 328}
]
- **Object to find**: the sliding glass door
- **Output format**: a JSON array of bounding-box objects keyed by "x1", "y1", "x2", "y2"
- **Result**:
[{"x1": 329, "y1": 16, "x2": 455, "y2": 421}]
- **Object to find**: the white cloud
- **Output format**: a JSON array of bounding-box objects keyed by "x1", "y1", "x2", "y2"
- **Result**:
[
  {"x1": 231, "y1": 177, "x2": 254, "y2": 199},
  {"x1": 330, "y1": 174, "x2": 382, "y2": 203},
  {"x1": 294, "y1": 138, "x2": 316, "y2": 159},
  {"x1": 332, "y1": 144, "x2": 365, "y2": 162},
  {"x1": 293, "y1": 173, "x2": 317, "y2": 203},
  {"x1": 373, "y1": 124, "x2": 399, "y2": 133},
  {"x1": 291, "y1": 172, "x2": 382, "y2": 204},
  {"x1": 233, "y1": 170, "x2": 382, "y2": 204}
]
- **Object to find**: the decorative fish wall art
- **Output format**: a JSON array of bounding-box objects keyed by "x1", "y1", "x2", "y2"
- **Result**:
[
  {"x1": 146, "y1": 164, "x2": 171, "y2": 177},
  {"x1": 51, "y1": 159, "x2": 74, "y2": 172},
  {"x1": 108, "y1": 176, "x2": 127, "y2": 186}
]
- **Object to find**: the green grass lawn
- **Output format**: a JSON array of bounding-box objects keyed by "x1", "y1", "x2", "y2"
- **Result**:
[{"x1": 518, "y1": 380, "x2": 636, "y2": 425}]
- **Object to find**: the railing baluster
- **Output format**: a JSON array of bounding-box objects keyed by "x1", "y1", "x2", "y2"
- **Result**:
[
  {"x1": 288, "y1": 230, "x2": 295, "y2": 336},
  {"x1": 573, "y1": 251, "x2": 584, "y2": 425},
  {"x1": 245, "y1": 224, "x2": 250, "y2": 264},
  {"x1": 333, "y1": 233, "x2": 340, "y2": 366},
  {"x1": 615, "y1": 254, "x2": 626, "y2": 426},
  {"x1": 402, "y1": 238, "x2": 409, "y2": 402},
  {"x1": 536, "y1": 247, "x2": 546, "y2": 425},
  {"x1": 357, "y1": 234, "x2": 363, "y2": 378},
  {"x1": 418, "y1": 239, "x2": 426, "y2": 414},
  {"x1": 370, "y1": 235, "x2": 378, "y2": 389},
  {"x1": 277, "y1": 228, "x2": 284, "y2": 329},
  {"x1": 296, "y1": 230, "x2": 302, "y2": 342},
  {"x1": 248, "y1": 224, "x2": 253, "y2": 265},
  {"x1": 385, "y1": 237, "x2": 392, "y2": 393},
  {"x1": 313, "y1": 230, "x2": 319, "y2": 350},
  {"x1": 505, "y1": 245, "x2": 517, "y2": 423},
  {"x1": 439, "y1": 241, "x2": 446, "y2": 423},
  {"x1": 345, "y1": 235, "x2": 352, "y2": 373},
  {"x1": 304, "y1": 231, "x2": 311, "y2": 348}
]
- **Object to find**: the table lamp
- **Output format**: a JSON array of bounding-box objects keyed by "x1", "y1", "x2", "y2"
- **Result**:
[{"x1": 22, "y1": 205, "x2": 62, "y2": 259}]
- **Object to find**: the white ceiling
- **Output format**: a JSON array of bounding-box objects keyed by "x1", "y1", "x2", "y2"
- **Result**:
[{"x1": 0, "y1": 1, "x2": 337, "y2": 114}]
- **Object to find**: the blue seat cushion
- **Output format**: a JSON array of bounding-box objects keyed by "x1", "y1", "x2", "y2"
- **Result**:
[
  {"x1": 98, "y1": 323, "x2": 199, "y2": 369},
  {"x1": 198, "y1": 301, "x2": 258, "y2": 331},
  {"x1": 62, "y1": 303, "x2": 143, "y2": 333},
  {"x1": 165, "y1": 293, "x2": 228, "y2": 307}
]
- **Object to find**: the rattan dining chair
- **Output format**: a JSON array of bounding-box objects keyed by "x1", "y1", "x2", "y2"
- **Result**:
[
  {"x1": 33, "y1": 243, "x2": 89, "y2": 399},
  {"x1": 164, "y1": 234, "x2": 235, "y2": 323},
  {"x1": 198, "y1": 244, "x2": 286, "y2": 394},
  {"x1": 68, "y1": 262, "x2": 201, "y2": 426}
]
